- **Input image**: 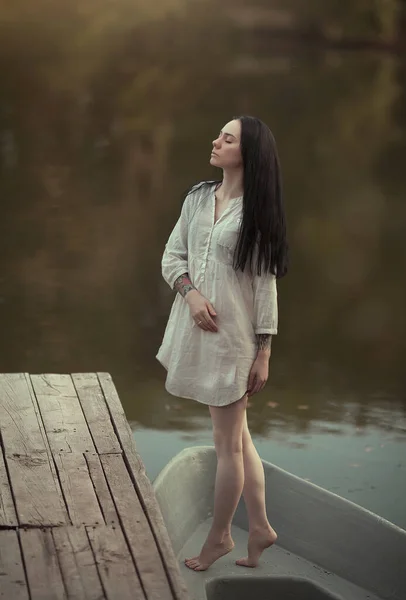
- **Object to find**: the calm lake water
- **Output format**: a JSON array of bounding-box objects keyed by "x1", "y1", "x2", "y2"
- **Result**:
[{"x1": 1, "y1": 7, "x2": 405, "y2": 529}]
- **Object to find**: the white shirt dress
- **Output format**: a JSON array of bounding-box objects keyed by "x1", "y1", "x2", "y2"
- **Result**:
[{"x1": 156, "y1": 182, "x2": 278, "y2": 407}]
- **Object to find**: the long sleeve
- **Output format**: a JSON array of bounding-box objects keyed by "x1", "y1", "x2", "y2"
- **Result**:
[
  {"x1": 161, "y1": 194, "x2": 191, "y2": 289},
  {"x1": 252, "y1": 270, "x2": 278, "y2": 335}
]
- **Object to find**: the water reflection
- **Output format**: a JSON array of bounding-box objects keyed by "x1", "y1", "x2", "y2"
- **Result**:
[{"x1": 0, "y1": 0, "x2": 405, "y2": 525}]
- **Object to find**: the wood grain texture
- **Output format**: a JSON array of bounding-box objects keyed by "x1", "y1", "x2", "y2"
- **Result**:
[
  {"x1": 101, "y1": 453, "x2": 173, "y2": 600},
  {"x1": 30, "y1": 374, "x2": 95, "y2": 454},
  {"x1": 124, "y1": 452, "x2": 190, "y2": 600},
  {"x1": 24, "y1": 373, "x2": 68, "y2": 513},
  {"x1": 0, "y1": 373, "x2": 187, "y2": 600},
  {"x1": 52, "y1": 526, "x2": 105, "y2": 600},
  {"x1": 0, "y1": 530, "x2": 29, "y2": 600},
  {"x1": 98, "y1": 372, "x2": 189, "y2": 600},
  {"x1": 7, "y1": 453, "x2": 67, "y2": 526},
  {"x1": 97, "y1": 373, "x2": 139, "y2": 462},
  {"x1": 20, "y1": 528, "x2": 67, "y2": 600},
  {"x1": 84, "y1": 453, "x2": 119, "y2": 525},
  {"x1": 0, "y1": 444, "x2": 17, "y2": 526},
  {"x1": 0, "y1": 373, "x2": 48, "y2": 454},
  {"x1": 72, "y1": 374, "x2": 121, "y2": 455},
  {"x1": 54, "y1": 453, "x2": 104, "y2": 526},
  {"x1": 87, "y1": 525, "x2": 145, "y2": 600}
]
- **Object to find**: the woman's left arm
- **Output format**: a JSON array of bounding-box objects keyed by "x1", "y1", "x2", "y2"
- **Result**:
[
  {"x1": 247, "y1": 271, "x2": 278, "y2": 396},
  {"x1": 252, "y1": 268, "x2": 278, "y2": 345}
]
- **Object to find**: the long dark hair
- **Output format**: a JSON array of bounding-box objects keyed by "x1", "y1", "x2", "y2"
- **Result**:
[
  {"x1": 237, "y1": 115, "x2": 288, "y2": 278},
  {"x1": 186, "y1": 116, "x2": 288, "y2": 279}
]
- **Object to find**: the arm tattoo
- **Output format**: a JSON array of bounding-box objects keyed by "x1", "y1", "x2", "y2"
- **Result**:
[
  {"x1": 256, "y1": 334, "x2": 272, "y2": 352},
  {"x1": 173, "y1": 273, "x2": 196, "y2": 298}
]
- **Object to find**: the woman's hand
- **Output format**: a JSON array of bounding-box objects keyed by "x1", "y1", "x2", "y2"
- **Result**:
[
  {"x1": 185, "y1": 290, "x2": 218, "y2": 332},
  {"x1": 247, "y1": 355, "x2": 269, "y2": 396}
]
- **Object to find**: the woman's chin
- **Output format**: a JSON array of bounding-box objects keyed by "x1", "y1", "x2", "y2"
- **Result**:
[{"x1": 210, "y1": 155, "x2": 220, "y2": 166}]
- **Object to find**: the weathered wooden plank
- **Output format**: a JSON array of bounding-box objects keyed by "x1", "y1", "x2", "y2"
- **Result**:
[
  {"x1": 0, "y1": 373, "x2": 48, "y2": 454},
  {"x1": 84, "y1": 453, "x2": 119, "y2": 525},
  {"x1": 0, "y1": 530, "x2": 29, "y2": 600},
  {"x1": 101, "y1": 453, "x2": 174, "y2": 600},
  {"x1": 72, "y1": 374, "x2": 121, "y2": 455},
  {"x1": 124, "y1": 451, "x2": 190, "y2": 600},
  {"x1": 24, "y1": 373, "x2": 71, "y2": 522},
  {"x1": 98, "y1": 372, "x2": 189, "y2": 600},
  {"x1": 6, "y1": 453, "x2": 66, "y2": 526},
  {"x1": 2, "y1": 372, "x2": 187, "y2": 599},
  {"x1": 54, "y1": 453, "x2": 104, "y2": 526},
  {"x1": 30, "y1": 374, "x2": 95, "y2": 454},
  {"x1": 97, "y1": 373, "x2": 136, "y2": 459},
  {"x1": 20, "y1": 528, "x2": 67, "y2": 600},
  {"x1": 52, "y1": 527, "x2": 105, "y2": 600},
  {"x1": 87, "y1": 525, "x2": 145, "y2": 600},
  {"x1": 0, "y1": 444, "x2": 17, "y2": 526}
]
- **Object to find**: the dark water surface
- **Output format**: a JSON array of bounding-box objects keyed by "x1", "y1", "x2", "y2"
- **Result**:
[{"x1": 1, "y1": 6, "x2": 405, "y2": 528}]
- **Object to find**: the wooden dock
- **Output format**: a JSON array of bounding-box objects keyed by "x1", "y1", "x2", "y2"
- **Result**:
[{"x1": 0, "y1": 372, "x2": 189, "y2": 600}]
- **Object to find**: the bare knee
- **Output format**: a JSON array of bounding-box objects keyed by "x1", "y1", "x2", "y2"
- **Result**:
[{"x1": 213, "y1": 427, "x2": 243, "y2": 456}]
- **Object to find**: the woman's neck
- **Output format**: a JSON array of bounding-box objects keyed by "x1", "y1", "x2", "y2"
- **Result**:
[{"x1": 217, "y1": 169, "x2": 244, "y2": 202}]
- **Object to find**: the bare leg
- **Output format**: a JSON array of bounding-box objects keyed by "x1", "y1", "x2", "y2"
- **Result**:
[
  {"x1": 185, "y1": 394, "x2": 247, "y2": 571},
  {"x1": 236, "y1": 412, "x2": 277, "y2": 567}
]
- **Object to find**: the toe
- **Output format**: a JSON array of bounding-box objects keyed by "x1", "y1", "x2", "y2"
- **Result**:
[{"x1": 236, "y1": 558, "x2": 254, "y2": 567}]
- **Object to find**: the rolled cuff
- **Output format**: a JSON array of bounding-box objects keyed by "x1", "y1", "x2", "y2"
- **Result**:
[
  {"x1": 254, "y1": 327, "x2": 278, "y2": 335},
  {"x1": 161, "y1": 257, "x2": 189, "y2": 290}
]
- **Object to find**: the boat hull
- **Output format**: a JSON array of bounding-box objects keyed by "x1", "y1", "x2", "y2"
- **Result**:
[{"x1": 153, "y1": 446, "x2": 406, "y2": 600}]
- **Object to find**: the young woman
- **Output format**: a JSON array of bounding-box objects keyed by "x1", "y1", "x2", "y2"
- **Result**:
[{"x1": 156, "y1": 115, "x2": 288, "y2": 571}]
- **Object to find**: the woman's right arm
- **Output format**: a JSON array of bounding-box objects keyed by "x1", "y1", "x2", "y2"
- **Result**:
[
  {"x1": 161, "y1": 191, "x2": 217, "y2": 331},
  {"x1": 161, "y1": 194, "x2": 194, "y2": 290},
  {"x1": 161, "y1": 192, "x2": 202, "y2": 303}
]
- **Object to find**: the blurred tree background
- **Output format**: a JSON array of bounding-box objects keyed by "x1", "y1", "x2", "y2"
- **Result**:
[
  {"x1": 0, "y1": 0, "x2": 405, "y2": 426},
  {"x1": 2, "y1": 0, "x2": 406, "y2": 527}
]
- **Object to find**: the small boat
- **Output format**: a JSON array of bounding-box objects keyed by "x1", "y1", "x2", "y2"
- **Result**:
[{"x1": 153, "y1": 446, "x2": 406, "y2": 600}]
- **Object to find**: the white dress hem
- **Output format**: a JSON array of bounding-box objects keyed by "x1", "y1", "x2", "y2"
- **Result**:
[{"x1": 156, "y1": 352, "x2": 248, "y2": 407}]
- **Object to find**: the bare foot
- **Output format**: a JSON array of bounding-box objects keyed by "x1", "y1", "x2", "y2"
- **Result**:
[
  {"x1": 185, "y1": 534, "x2": 235, "y2": 571},
  {"x1": 236, "y1": 526, "x2": 277, "y2": 568}
]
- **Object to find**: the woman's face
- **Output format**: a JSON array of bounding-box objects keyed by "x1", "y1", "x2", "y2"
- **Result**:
[{"x1": 210, "y1": 119, "x2": 242, "y2": 170}]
